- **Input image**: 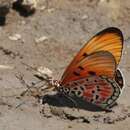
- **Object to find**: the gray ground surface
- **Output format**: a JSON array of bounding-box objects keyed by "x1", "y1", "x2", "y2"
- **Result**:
[{"x1": 0, "y1": 0, "x2": 130, "y2": 130}]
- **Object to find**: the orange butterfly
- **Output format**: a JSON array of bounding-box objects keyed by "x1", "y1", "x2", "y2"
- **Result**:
[{"x1": 52, "y1": 27, "x2": 124, "y2": 110}]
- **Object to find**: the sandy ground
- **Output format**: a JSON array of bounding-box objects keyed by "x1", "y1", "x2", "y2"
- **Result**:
[{"x1": 0, "y1": 0, "x2": 130, "y2": 130}]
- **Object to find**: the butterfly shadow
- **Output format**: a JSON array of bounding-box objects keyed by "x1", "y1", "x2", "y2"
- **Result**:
[{"x1": 40, "y1": 93, "x2": 108, "y2": 112}]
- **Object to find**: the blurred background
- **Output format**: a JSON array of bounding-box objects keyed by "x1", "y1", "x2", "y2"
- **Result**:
[{"x1": 0, "y1": 0, "x2": 130, "y2": 130}]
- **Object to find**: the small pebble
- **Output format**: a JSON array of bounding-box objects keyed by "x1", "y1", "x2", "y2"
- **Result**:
[
  {"x1": 35, "y1": 36, "x2": 48, "y2": 43},
  {"x1": 47, "y1": 8, "x2": 55, "y2": 13},
  {"x1": 9, "y1": 34, "x2": 22, "y2": 41},
  {"x1": 81, "y1": 15, "x2": 88, "y2": 20}
]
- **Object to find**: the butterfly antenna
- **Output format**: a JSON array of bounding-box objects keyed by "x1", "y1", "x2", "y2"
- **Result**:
[
  {"x1": 15, "y1": 73, "x2": 34, "y2": 96},
  {"x1": 21, "y1": 62, "x2": 56, "y2": 93}
]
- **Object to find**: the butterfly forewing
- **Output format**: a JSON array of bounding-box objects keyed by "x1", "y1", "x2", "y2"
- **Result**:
[
  {"x1": 61, "y1": 27, "x2": 123, "y2": 85},
  {"x1": 61, "y1": 51, "x2": 116, "y2": 85}
]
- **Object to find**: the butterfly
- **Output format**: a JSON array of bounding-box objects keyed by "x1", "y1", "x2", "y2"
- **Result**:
[{"x1": 50, "y1": 27, "x2": 124, "y2": 110}]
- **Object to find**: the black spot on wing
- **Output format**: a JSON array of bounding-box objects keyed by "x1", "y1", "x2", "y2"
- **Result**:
[
  {"x1": 78, "y1": 66, "x2": 84, "y2": 70},
  {"x1": 73, "y1": 87, "x2": 78, "y2": 90},
  {"x1": 97, "y1": 88, "x2": 101, "y2": 91},
  {"x1": 86, "y1": 79, "x2": 89, "y2": 81},
  {"x1": 88, "y1": 71, "x2": 96, "y2": 75},
  {"x1": 96, "y1": 85, "x2": 99, "y2": 88},
  {"x1": 73, "y1": 72, "x2": 80, "y2": 76},
  {"x1": 80, "y1": 86, "x2": 84, "y2": 91},
  {"x1": 83, "y1": 53, "x2": 88, "y2": 57},
  {"x1": 71, "y1": 91, "x2": 75, "y2": 94},
  {"x1": 77, "y1": 91, "x2": 81, "y2": 95},
  {"x1": 94, "y1": 80, "x2": 97, "y2": 82},
  {"x1": 96, "y1": 95, "x2": 99, "y2": 99},
  {"x1": 97, "y1": 86, "x2": 101, "y2": 91},
  {"x1": 74, "y1": 82, "x2": 78, "y2": 85},
  {"x1": 92, "y1": 90, "x2": 95, "y2": 93},
  {"x1": 90, "y1": 99, "x2": 93, "y2": 102}
]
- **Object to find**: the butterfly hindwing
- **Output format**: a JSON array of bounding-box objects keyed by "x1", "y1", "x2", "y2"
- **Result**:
[
  {"x1": 61, "y1": 51, "x2": 116, "y2": 84},
  {"x1": 61, "y1": 27, "x2": 123, "y2": 85},
  {"x1": 115, "y1": 69, "x2": 124, "y2": 89},
  {"x1": 61, "y1": 75, "x2": 121, "y2": 109}
]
